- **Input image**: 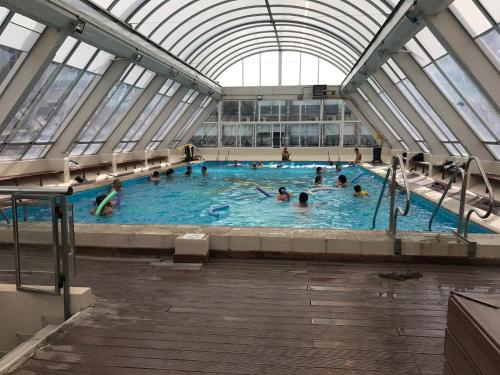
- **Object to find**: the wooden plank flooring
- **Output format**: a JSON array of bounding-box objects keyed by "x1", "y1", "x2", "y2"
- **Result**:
[{"x1": 1, "y1": 249, "x2": 500, "y2": 374}]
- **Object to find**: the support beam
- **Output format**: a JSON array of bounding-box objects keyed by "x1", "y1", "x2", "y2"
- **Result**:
[
  {"x1": 341, "y1": 0, "x2": 453, "y2": 93},
  {"x1": 180, "y1": 100, "x2": 219, "y2": 145},
  {"x1": 0, "y1": 26, "x2": 66, "y2": 134},
  {"x1": 99, "y1": 75, "x2": 168, "y2": 154},
  {"x1": 134, "y1": 86, "x2": 190, "y2": 152},
  {"x1": 426, "y1": 9, "x2": 500, "y2": 109},
  {"x1": 361, "y1": 82, "x2": 421, "y2": 151},
  {"x1": 2, "y1": 0, "x2": 221, "y2": 96},
  {"x1": 160, "y1": 95, "x2": 206, "y2": 149},
  {"x1": 349, "y1": 93, "x2": 400, "y2": 149},
  {"x1": 392, "y1": 52, "x2": 492, "y2": 159},
  {"x1": 47, "y1": 60, "x2": 129, "y2": 157},
  {"x1": 373, "y1": 70, "x2": 447, "y2": 155}
]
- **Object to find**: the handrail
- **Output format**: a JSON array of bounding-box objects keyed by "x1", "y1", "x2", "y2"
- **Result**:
[
  {"x1": 372, "y1": 167, "x2": 391, "y2": 229},
  {"x1": 459, "y1": 156, "x2": 495, "y2": 239},
  {"x1": 0, "y1": 186, "x2": 73, "y2": 196},
  {"x1": 428, "y1": 165, "x2": 464, "y2": 231},
  {"x1": 388, "y1": 154, "x2": 410, "y2": 236},
  {"x1": 371, "y1": 153, "x2": 410, "y2": 233}
]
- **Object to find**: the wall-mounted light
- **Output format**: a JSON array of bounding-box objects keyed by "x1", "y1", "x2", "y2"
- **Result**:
[
  {"x1": 74, "y1": 18, "x2": 85, "y2": 34},
  {"x1": 192, "y1": 82, "x2": 199, "y2": 89},
  {"x1": 297, "y1": 94, "x2": 304, "y2": 100},
  {"x1": 134, "y1": 50, "x2": 143, "y2": 62},
  {"x1": 257, "y1": 95, "x2": 263, "y2": 100}
]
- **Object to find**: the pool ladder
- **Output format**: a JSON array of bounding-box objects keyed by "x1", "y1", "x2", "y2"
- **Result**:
[
  {"x1": 372, "y1": 153, "x2": 410, "y2": 255},
  {"x1": 428, "y1": 156, "x2": 494, "y2": 257}
]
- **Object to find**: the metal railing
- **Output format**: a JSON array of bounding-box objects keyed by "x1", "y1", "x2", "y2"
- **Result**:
[
  {"x1": 0, "y1": 186, "x2": 75, "y2": 320},
  {"x1": 372, "y1": 154, "x2": 411, "y2": 254}
]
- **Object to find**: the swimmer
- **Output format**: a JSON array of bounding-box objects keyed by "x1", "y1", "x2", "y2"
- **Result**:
[
  {"x1": 233, "y1": 160, "x2": 238, "y2": 167},
  {"x1": 201, "y1": 165, "x2": 208, "y2": 176},
  {"x1": 165, "y1": 168, "x2": 174, "y2": 177},
  {"x1": 90, "y1": 194, "x2": 113, "y2": 216},
  {"x1": 316, "y1": 166, "x2": 326, "y2": 175},
  {"x1": 298, "y1": 192, "x2": 309, "y2": 207},
  {"x1": 185, "y1": 165, "x2": 192, "y2": 176},
  {"x1": 112, "y1": 178, "x2": 122, "y2": 192},
  {"x1": 353, "y1": 184, "x2": 369, "y2": 197},
  {"x1": 337, "y1": 174, "x2": 348, "y2": 187},
  {"x1": 277, "y1": 187, "x2": 293, "y2": 202},
  {"x1": 276, "y1": 164, "x2": 283, "y2": 168},
  {"x1": 352, "y1": 147, "x2": 362, "y2": 164},
  {"x1": 258, "y1": 161, "x2": 264, "y2": 168},
  {"x1": 149, "y1": 170, "x2": 161, "y2": 182},
  {"x1": 251, "y1": 162, "x2": 257, "y2": 169},
  {"x1": 314, "y1": 175, "x2": 322, "y2": 185},
  {"x1": 335, "y1": 164, "x2": 342, "y2": 172}
]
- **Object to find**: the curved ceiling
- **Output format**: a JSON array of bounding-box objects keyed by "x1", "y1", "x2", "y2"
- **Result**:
[{"x1": 89, "y1": 0, "x2": 398, "y2": 79}]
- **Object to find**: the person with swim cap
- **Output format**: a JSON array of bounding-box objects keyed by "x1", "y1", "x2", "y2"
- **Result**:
[
  {"x1": 90, "y1": 194, "x2": 113, "y2": 216},
  {"x1": 277, "y1": 187, "x2": 293, "y2": 202},
  {"x1": 353, "y1": 184, "x2": 369, "y2": 197},
  {"x1": 314, "y1": 175, "x2": 322, "y2": 185},
  {"x1": 149, "y1": 170, "x2": 161, "y2": 182},
  {"x1": 335, "y1": 164, "x2": 342, "y2": 172},
  {"x1": 337, "y1": 174, "x2": 348, "y2": 187}
]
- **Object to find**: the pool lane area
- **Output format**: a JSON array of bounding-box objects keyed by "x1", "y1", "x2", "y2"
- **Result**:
[{"x1": 57, "y1": 161, "x2": 489, "y2": 233}]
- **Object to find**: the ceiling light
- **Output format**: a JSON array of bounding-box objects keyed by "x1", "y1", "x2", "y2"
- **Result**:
[
  {"x1": 134, "y1": 52, "x2": 142, "y2": 62},
  {"x1": 74, "y1": 18, "x2": 85, "y2": 34},
  {"x1": 257, "y1": 95, "x2": 263, "y2": 100}
]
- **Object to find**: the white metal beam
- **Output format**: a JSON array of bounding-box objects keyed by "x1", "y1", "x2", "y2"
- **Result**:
[
  {"x1": 46, "y1": 60, "x2": 129, "y2": 157},
  {"x1": 100, "y1": 75, "x2": 168, "y2": 154},
  {"x1": 0, "y1": 26, "x2": 67, "y2": 134},
  {"x1": 134, "y1": 86, "x2": 190, "y2": 152},
  {"x1": 392, "y1": 52, "x2": 492, "y2": 159}
]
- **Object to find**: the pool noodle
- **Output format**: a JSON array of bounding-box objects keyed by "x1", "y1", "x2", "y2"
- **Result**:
[
  {"x1": 209, "y1": 204, "x2": 230, "y2": 216},
  {"x1": 256, "y1": 187, "x2": 272, "y2": 197},
  {"x1": 95, "y1": 190, "x2": 117, "y2": 216},
  {"x1": 352, "y1": 173, "x2": 366, "y2": 183}
]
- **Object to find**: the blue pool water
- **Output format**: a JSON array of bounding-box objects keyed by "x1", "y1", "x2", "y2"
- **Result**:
[{"x1": 17, "y1": 162, "x2": 493, "y2": 232}]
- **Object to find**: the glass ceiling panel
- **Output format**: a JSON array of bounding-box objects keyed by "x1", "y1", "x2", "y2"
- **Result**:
[{"x1": 92, "y1": 0, "x2": 396, "y2": 80}]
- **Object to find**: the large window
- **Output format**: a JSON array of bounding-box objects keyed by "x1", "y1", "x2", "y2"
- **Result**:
[
  {"x1": 0, "y1": 10, "x2": 45, "y2": 91},
  {"x1": 367, "y1": 77, "x2": 430, "y2": 153},
  {"x1": 147, "y1": 89, "x2": 199, "y2": 150},
  {"x1": 170, "y1": 96, "x2": 213, "y2": 148},
  {"x1": 449, "y1": 0, "x2": 499, "y2": 71},
  {"x1": 190, "y1": 99, "x2": 377, "y2": 148},
  {"x1": 406, "y1": 27, "x2": 499, "y2": 159},
  {"x1": 70, "y1": 64, "x2": 155, "y2": 156},
  {"x1": 114, "y1": 79, "x2": 180, "y2": 153},
  {"x1": 382, "y1": 58, "x2": 467, "y2": 156},
  {"x1": 0, "y1": 37, "x2": 113, "y2": 160}
]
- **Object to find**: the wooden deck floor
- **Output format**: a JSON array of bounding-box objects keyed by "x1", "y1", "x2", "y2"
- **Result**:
[{"x1": 2, "y1": 251, "x2": 500, "y2": 375}]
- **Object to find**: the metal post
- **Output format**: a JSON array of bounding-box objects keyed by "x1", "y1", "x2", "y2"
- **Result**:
[
  {"x1": 388, "y1": 158, "x2": 398, "y2": 236},
  {"x1": 59, "y1": 196, "x2": 71, "y2": 320}
]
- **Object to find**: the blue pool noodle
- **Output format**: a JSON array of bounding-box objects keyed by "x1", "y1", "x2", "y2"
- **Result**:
[
  {"x1": 256, "y1": 187, "x2": 272, "y2": 198},
  {"x1": 352, "y1": 173, "x2": 366, "y2": 183},
  {"x1": 209, "y1": 204, "x2": 230, "y2": 216}
]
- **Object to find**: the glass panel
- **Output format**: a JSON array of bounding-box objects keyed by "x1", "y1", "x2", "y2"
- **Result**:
[
  {"x1": 301, "y1": 100, "x2": 320, "y2": 121},
  {"x1": 321, "y1": 123, "x2": 340, "y2": 146},
  {"x1": 22, "y1": 145, "x2": 49, "y2": 160},
  {"x1": 190, "y1": 123, "x2": 218, "y2": 148},
  {"x1": 478, "y1": 0, "x2": 500, "y2": 23},
  {"x1": 261, "y1": 52, "x2": 279, "y2": 86},
  {"x1": 239, "y1": 124, "x2": 254, "y2": 147},
  {"x1": 415, "y1": 27, "x2": 447, "y2": 60},
  {"x1": 240, "y1": 101, "x2": 257, "y2": 122},
  {"x1": 243, "y1": 54, "x2": 259, "y2": 86},
  {"x1": 0, "y1": 144, "x2": 27, "y2": 160},
  {"x1": 281, "y1": 51, "x2": 300, "y2": 86},
  {"x1": 323, "y1": 100, "x2": 342, "y2": 121},
  {"x1": 221, "y1": 125, "x2": 237, "y2": 147},
  {"x1": 300, "y1": 53, "x2": 318, "y2": 85},
  {"x1": 486, "y1": 144, "x2": 500, "y2": 160},
  {"x1": 343, "y1": 123, "x2": 357, "y2": 147},
  {"x1": 281, "y1": 124, "x2": 300, "y2": 146},
  {"x1": 259, "y1": 100, "x2": 281, "y2": 122},
  {"x1": 0, "y1": 45, "x2": 23, "y2": 86},
  {"x1": 256, "y1": 124, "x2": 272, "y2": 147},
  {"x1": 449, "y1": 0, "x2": 492, "y2": 37},
  {"x1": 359, "y1": 123, "x2": 378, "y2": 147},
  {"x1": 301, "y1": 124, "x2": 319, "y2": 147},
  {"x1": 222, "y1": 101, "x2": 239, "y2": 122},
  {"x1": 477, "y1": 29, "x2": 500, "y2": 71}
]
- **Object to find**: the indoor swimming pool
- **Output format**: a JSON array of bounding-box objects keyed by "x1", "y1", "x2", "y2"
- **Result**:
[{"x1": 53, "y1": 161, "x2": 490, "y2": 233}]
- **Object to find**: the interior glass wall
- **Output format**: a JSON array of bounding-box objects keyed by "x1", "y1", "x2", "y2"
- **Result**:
[
  {"x1": 169, "y1": 96, "x2": 212, "y2": 148},
  {"x1": 189, "y1": 99, "x2": 377, "y2": 148},
  {"x1": 146, "y1": 88, "x2": 199, "y2": 150},
  {"x1": 69, "y1": 64, "x2": 155, "y2": 156},
  {"x1": 114, "y1": 79, "x2": 181, "y2": 152},
  {"x1": 406, "y1": 27, "x2": 500, "y2": 159},
  {"x1": 0, "y1": 37, "x2": 114, "y2": 161}
]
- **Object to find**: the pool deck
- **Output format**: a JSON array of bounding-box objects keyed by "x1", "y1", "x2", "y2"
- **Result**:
[{"x1": 2, "y1": 251, "x2": 500, "y2": 375}]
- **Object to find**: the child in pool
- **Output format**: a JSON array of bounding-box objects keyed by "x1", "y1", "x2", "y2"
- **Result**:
[
  {"x1": 149, "y1": 170, "x2": 161, "y2": 182},
  {"x1": 335, "y1": 164, "x2": 342, "y2": 172},
  {"x1": 316, "y1": 166, "x2": 325, "y2": 175},
  {"x1": 201, "y1": 165, "x2": 208, "y2": 176},
  {"x1": 298, "y1": 192, "x2": 309, "y2": 207},
  {"x1": 277, "y1": 187, "x2": 293, "y2": 202},
  {"x1": 314, "y1": 175, "x2": 322, "y2": 185},
  {"x1": 185, "y1": 165, "x2": 193, "y2": 176},
  {"x1": 90, "y1": 194, "x2": 113, "y2": 216},
  {"x1": 353, "y1": 184, "x2": 369, "y2": 197},
  {"x1": 165, "y1": 168, "x2": 174, "y2": 177},
  {"x1": 337, "y1": 174, "x2": 348, "y2": 187}
]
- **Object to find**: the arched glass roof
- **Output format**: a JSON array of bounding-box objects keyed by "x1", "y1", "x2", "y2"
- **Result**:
[{"x1": 88, "y1": 0, "x2": 399, "y2": 79}]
